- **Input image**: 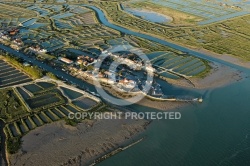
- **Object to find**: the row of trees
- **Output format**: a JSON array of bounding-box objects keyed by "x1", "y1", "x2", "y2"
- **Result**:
[
  {"x1": 1, "y1": 52, "x2": 61, "y2": 80},
  {"x1": 3, "y1": 54, "x2": 43, "y2": 79}
]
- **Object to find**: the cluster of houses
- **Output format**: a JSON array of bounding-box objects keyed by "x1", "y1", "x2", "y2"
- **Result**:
[
  {"x1": 76, "y1": 55, "x2": 95, "y2": 66},
  {"x1": 29, "y1": 45, "x2": 47, "y2": 53},
  {"x1": 117, "y1": 78, "x2": 136, "y2": 89},
  {"x1": 13, "y1": 38, "x2": 23, "y2": 46},
  {"x1": 0, "y1": 28, "x2": 24, "y2": 51},
  {"x1": 102, "y1": 50, "x2": 154, "y2": 73},
  {"x1": 0, "y1": 28, "x2": 19, "y2": 37},
  {"x1": 66, "y1": 59, "x2": 138, "y2": 91},
  {"x1": 93, "y1": 69, "x2": 138, "y2": 90},
  {"x1": 0, "y1": 27, "x2": 48, "y2": 53},
  {"x1": 59, "y1": 49, "x2": 157, "y2": 92},
  {"x1": 58, "y1": 54, "x2": 96, "y2": 66},
  {"x1": 59, "y1": 57, "x2": 73, "y2": 64},
  {"x1": 218, "y1": 2, "x2": 242, "y2": 10}
]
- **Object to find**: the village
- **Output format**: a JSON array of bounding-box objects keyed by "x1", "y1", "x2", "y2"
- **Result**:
[
  {"x1": 55, "y1": 49, "x2": 162, "y2": 97},
  {"x1": 0, "y1": 26, "x2": 164, "y2": 98},
  {"x1": 0, "y1": 2, "x2": 210, "y2": 102}
]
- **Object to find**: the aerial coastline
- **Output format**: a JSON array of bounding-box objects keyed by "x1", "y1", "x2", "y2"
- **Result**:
[{"x1": 0, "y1": 0, "x2": 249, "y2": 166}]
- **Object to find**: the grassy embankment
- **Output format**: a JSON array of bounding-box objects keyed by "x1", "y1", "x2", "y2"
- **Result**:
[
  {"x1": 0, "y1": 89, "x2": 28, "y2": 122},
  {"x1": 0, "y1": 55, "x2": 43, "y2": 79}
]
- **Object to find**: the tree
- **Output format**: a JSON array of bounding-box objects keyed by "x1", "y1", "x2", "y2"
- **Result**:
[
  {"x1": 87, "y1": 65, "x2": 94, "y2": 71},
  {"x1": 100, "y1": 69, "x2": 105, "y2": 74},
  {"x1": 7, "y1": 136, "x2": 22, "y2": 154},
  {"x1": 46, "y1": 72, "x2": 57, "y2": 80}
]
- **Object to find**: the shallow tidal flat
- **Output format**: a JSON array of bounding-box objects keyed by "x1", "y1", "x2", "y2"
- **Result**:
[
  {"x1": 124, "y1": 8, "x2": 173, "y2": 23},
  {"x1": 9, "y1": 118, "x2": 148, "y2": 166},
  {"x1": 166, "y1": 63, "x2": 244, "y2": 89}
]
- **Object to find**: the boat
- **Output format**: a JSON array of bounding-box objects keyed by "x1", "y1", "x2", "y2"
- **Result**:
[{"x1": 91, "y1": 92, "x2": 101, "y2": 97}]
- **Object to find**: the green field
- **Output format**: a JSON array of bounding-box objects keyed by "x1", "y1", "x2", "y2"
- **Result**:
[
  {"x1": 0, "y1": 3, "x2": 37, "y2": 18},
  {"x1": 0, "y1": 89, "x2": 28, "y2": 122},
  {"x1": 97, "y1": 1, "x2": 250, "y2": 61}
]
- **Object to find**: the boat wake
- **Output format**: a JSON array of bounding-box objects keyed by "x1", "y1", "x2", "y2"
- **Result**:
[{"x1": 218, "y1": 133, "x2": 250, "y2": 165}]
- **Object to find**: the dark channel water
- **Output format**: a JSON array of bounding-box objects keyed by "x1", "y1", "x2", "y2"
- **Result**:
[{"x1": 98, "y1": 78, "x2": 250, "y2": 166}]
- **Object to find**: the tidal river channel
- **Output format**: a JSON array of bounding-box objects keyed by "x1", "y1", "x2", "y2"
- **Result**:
[{"x1": 84, "y1": 5, "x2": 250, "y2": 166}]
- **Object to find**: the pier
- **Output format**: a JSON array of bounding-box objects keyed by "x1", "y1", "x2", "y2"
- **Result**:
[
  {"x1": 176, "y1": 98, "x2": 203, "y2": 103},
  {"x1": 90, "y1": 137, "x2": 144, "y2": 166},
  {"x1": 146, "y1": 93, "x2": 203, "y2": 103}
]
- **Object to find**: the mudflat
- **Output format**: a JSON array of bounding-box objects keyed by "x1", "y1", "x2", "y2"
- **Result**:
[{"x1": 9, "y1": 118, "x2": 149, "y2": 166}]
